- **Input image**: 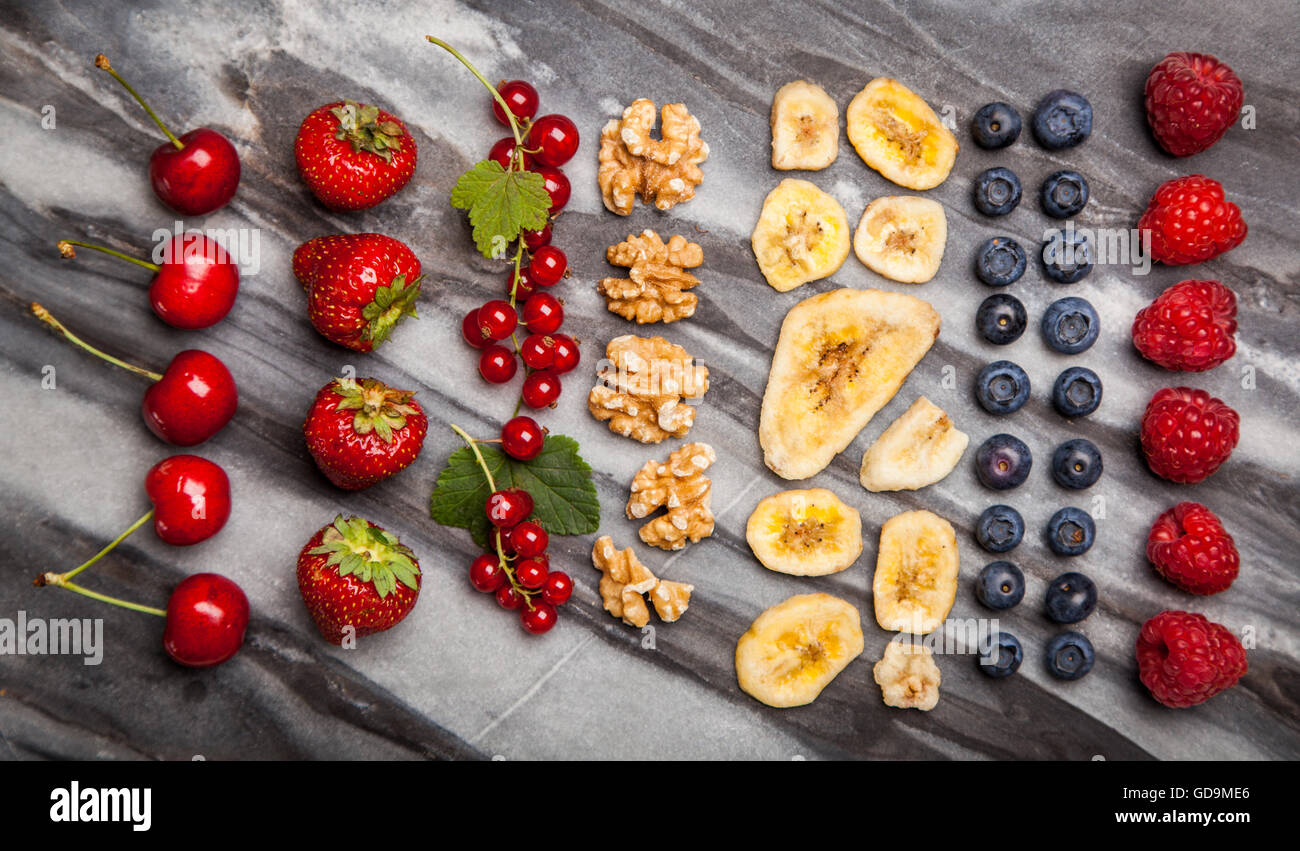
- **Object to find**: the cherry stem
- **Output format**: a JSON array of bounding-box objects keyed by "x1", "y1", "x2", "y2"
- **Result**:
[
  {"x1": 29, "y1": 303, "x2": 162, "y2": 382},
  {"x1": 95, "y1": 54, "x2": 184, "y2": 151},
  {"x1": 35, "y1": 508, "x2": 165, "y2": 618},
  {"x1": 60, "y1": 509, "x2": 155, "y2": 583},
  {"x1": 59, "y1": 240, "x2": 160, "y2": 273},
  {"x1": 40, "y1": 578, "x2": 167, "y2": 618},
  {"x1": 426, "y1": 37, "x2": 525, "y2": 148}
]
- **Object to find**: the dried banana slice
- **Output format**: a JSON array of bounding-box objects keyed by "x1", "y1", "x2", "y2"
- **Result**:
[
  {"x1": 745, "y1": 488, "x2": 863, "y2": 576},
  {"x1": 873, "y1": 509, "x2": 959, "y2": 634},
  {"x1": 873, "y1": 639, "x2": 942, "y2": 711},
  {"x1": 859, "y1": 396, "x2": 968, "y2": 492},
  {"x1": 735, "y1": 593, "x2": 865, "y2": 708},
  {"x1": 770, "y1": 81, "x2": 839, "y2": 170},
  {"x1": 750, "y1": 178, "x2": 851, "y2": 292},
  {"x1": 853, "y1": 196, "x2": 948, "y2": 283},
  {"x1": 846, "y1": 78, "x2": 958, "y2": 190},
  {"x1": 759, "y1": 288, "x2": 941, "y2": 480}
]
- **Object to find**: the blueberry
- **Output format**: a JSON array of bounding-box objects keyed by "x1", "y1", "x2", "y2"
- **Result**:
[
  {"x1": 1045, "y1": 571, "x2": 1098, "y2": 624},
  {"x1": 975, "y1": 433, "x2": 1033, "y2": 490},
  {"x1": 1045, "y1": 631, "x2": 1095, "y2": 680},
  {"x1": 975, "y1": 360, "x2": 1031, "y2": 415},
  {"x1": 977, "y1": 631, "x2": 1024, "y2": 678},
  {"x1": 973, "y1": 167, "x2": 1022, "y2": 216},
  {"x1": 1046, "y1": 506, "x2": 1095, "y2": 556},
  {"x1": 971, "y1": 102, "x2": 1022, "y2": 149},
  {"x1": 1041, "y1": 170, "x2": 1090, "y2": 218},
  {"x1": 1051, "y1": 438, "x2": 1103, "y2": 489},
  {"x1": 976, "y1": 293, "x2": 1027, "y2": 345},
  {"x1": 975, "y1": 236, "x2": 1026, "y2": 287},
  {"x1": 1032, "y1": 90, "x2": 1092, "y2": 149},
  {"x1": 1041, "y1": 297, "x2": 1100, "y2": 354},
  {"x1": 1042, "y1": 229, "x2": 1093, "y2": 283},
  {"x1": 976, "y1": 561, "x2": 1025, "y2": 610},
  {"x1": 976, "y1": 504, "x2": 1025, "y2": 553},
  {"x1": 1052, "y1": 366, "x2": 1102, "y2": 418}
]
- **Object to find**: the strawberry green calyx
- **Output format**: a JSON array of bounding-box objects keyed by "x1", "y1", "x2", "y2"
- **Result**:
[
  {"x1": 330, "y1": 100, "x2": 406, "y2": 163},
  {"x1": 310, "y1": 515, "x2": 420, "y2": 598},
  {"x1": 360, "y1": 273, "x2": 422, "y2": 347},
  {"x1": 331, "y1": 377, "x2": 418, "y2": 443}
]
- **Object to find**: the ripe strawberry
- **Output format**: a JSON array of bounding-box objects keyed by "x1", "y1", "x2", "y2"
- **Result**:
[
  {"x1": 1136, "y1": 610, "x2": 1247, "y2": 708},
  {"x1": 1147, "y1": 502, "x2": 1240, "y2": 594},
  {"x1": 294, "y1": 100, "x2": 417, "y2": 211},
  {"x1": 293, "y1": 233, "x2": 422, "y2": 352},
  {"x1": 1132, "y1": 279, "x2": 1237, "y2": 371},
  {"x1": 1137, "y1": 174, "x2": 1246, "y2": 265},
  {"x1": 1140, "y1": 387, "x2": 1240, "y2": 483},
  {"x1": 297, "y1": 515, "x2": 421, "y2": 645},
  {"x1": 1145, "y1": 52, "x2": 1243, "y2": 157},
  {"x1": 303, "y1": 377, "x2": 428, "y2": 490}
]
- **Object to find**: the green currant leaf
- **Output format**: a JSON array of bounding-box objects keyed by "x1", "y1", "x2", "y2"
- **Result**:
[{"x1": 450, "y1": 161, "x2": 552, "y2": 259}]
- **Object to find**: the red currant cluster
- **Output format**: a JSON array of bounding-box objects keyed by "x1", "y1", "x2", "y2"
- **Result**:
[
  {"x1": 460, "y1": 80, "x2": 581, "y2": 409},
  {"x1": 467, "y1": 415, "x2": 572, "y2": 634}
]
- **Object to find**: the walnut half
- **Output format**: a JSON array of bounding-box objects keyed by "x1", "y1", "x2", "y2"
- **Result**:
[
  {"x1": 598, "y1": 99, "x2": 709, "y2": 216},
  {"x1": 598, "y1": 230, "x2": 703, "y2": 324},
  {"x1": 592, "y1": 536, "x2": 694, "y2": 627},
  {"x1": 587, "y1": 335, "x2": 709, "y2": 443},
  {"x1": 627, "y1": 442, "x2": 716, "y2": 551}
]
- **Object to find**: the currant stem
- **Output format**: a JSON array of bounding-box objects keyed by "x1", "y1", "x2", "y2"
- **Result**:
[
  {"x1": 29, "y1": 303, "x2": 163, "y2": 382},
  {"x1": 425, "y1": 36, "x2": 525, "y2": 148},
  {"x1": 95, "y1": 54, "x2": 184, "y2": 151},
  {"x1": 449, "y1": 423, "x2": 497, "y2": 493},
  {"x1": 59, "y1": 240, "x2": 160, "y2": 273},
  {"x1": 39, "y1": 577, "x2": 167, "y2": 618}
]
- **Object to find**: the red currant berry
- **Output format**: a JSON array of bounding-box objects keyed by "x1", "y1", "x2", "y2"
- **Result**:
[
  {"x1": 496, "y1": 585, "x2": 524, "y2": 611},
  {"x1": 515, "y1": 557, "x2": 549, "y2": 590},
  {"x1": 533, "y1": 166, "x2": 570, "y2": 212},
  {"x1": 529, "y1": 114, "x2": 580, "y2": 167},
  {"x1": 522, "y1": 223, "x2": 552, "y2": 251},
  {"x1": 521, "y1": 601, "x2": 558, "y2": 634},
  {"x1": 501, "y1": 415, "x2": 545, "y2": 460},
  {"x1": 487, "y1": 136, "x2": 532, "y2": 171},
  {"x1": 507, "y1": 266, "x2": 537, "y2": 300},
  {"x1": 541, "y1": 571, "x2": 573, "y2": 606},
  {"x1": 520, "y1": 334, "x2": 556, "y2": 370},
  {"x1": 462, "y1": 308, "x2": 489, "y2": 349},
  {"x1": 479, "y1": 345, "x2": 518, "y2": 383},
  {"x1": 549, "y1": 334, "x2": 580, "y2": 374},
  {"x1": 469, "y1": 554, "x2": 507, "y2": 592},
  {"x1": 492, "y1": 80, "x2": 539, "y2": 126},
  {"x1": 510, "y1": 521, "x2": 549, "y2": 558},
  {"x1": 476, "y1": 299, "x2": 518, "y2": 341},
  {"x1": 485, "y1": 488, "x2": 534, "y2": 528},
  {"x1": 521, "y1": 370, "x2": 561, "y2": 408},
  {"x1": 522, "y1": 292, "x2": 563, "y2": 334},
  {"x1": 490, "y1": 526, "x2": 518, "y2": 558},
  {"x1": 528, "y1": 245, "x2": 567, "y2": 287}
]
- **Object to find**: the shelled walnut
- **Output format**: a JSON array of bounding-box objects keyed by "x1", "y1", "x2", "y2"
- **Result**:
[
  {"x1": 627, "y1": 442, "x2": 716, "y2": 551},
  {"x1": 597, "y1": 230, "x2": 703, "y2": 324},
  {"x1": 598, "y1": 99, "x2": 708, "y2": 215},
  {"x1": 592, "y1": 536, "x2": 694, "y2": 627},
  {"x1": 587, "y1": 335, "x2": 709, "y2": 443}
]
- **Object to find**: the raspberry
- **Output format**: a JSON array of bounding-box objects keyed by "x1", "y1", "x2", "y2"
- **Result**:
[
  {"x1": 1136, "y1": 610, "x2": 1247, "y2": 708},
  {"x1": 1131, "y1": 279, "x2": 1237, "y2": 371},
  {"x1": 1144, "y1": 52, "x2": 1243, "y2": 157},
  {"x1": 1146, "y1": 502, "x2": 1239, "y2": 594},
  {"x1": 1136, "y1": 175, "x2": 1246, "y2": 265},
  {"x1": 1139, "y1": 387, "x2": 1239, "y2": 483}
]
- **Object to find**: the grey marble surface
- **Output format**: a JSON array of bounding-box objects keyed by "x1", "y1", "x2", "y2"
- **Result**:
[{"x1": 1, "y1": 0, "x2": 1297, "y2": 760}]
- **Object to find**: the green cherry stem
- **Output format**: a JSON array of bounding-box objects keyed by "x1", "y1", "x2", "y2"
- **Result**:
[
  {"x1": 95, "y1": 54, "x2": 184, "y2": 151},
  {"x1": 39, "y1": 577, "x2": 167, "y2": 617},
  {"x1": 426, "y1": 36, "x2": 525, "y2": 149},
  {"x1": 35, "y1": 509, "x2": 166, "y2": 617},
  {"x1": 30, "y1": 303, "x2": 163, "y2": 382},
  {"x1": 59, "y1": 240, "x2": 160, "y2": 273}
]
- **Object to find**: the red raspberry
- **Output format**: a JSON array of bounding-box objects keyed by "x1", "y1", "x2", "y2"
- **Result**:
[
  {"x1": 1131, "y1": 279, "x2": 1237, "y2": 371},
  {"x1": 1146, "y1": 502, "x2": 1239, "y2": 594},
  {"x1": 1136, "y1": 175, "x2": 1246, "y2": 265},
  {"x1": 1136, "y1": 610, "x2": 1247, "y2": 708},
  {"x1": 1144, "y1": 52, "x2": 1243, "y2": 157},
  {"x1": 1139, "y1": 387, "x2": 1239, "y2": 483}
]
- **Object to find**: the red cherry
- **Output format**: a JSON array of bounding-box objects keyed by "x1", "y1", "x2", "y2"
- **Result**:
[
  {"x1": 492, "y1": 80, "x2": 540, "y2": 126},
  {"x1": 549, "y1": 334, "x2": 581, "y2": 374},
  {"x1": 541, "y1": 571, "x2": 573, "y2": 606},
  {"x1": 496, "y1": 585, "x2": 524, "y2": 610},
  {"x1": 469, "y1": 554, "x2": 506, "y2": 592},
  {"x1": 515, "y1": 557, "x2": 549, "y2": 590},
  {"x1": 520, "y1": 334, "x2": 556, "y2": 370},
  {"x1": 162, "y1": 573, "x2": 250, "y2": 667},
  {"x1": 479, "y1": 345, "x2": 517, "y2": 383},
  {"x1": 521, "y1": 370, "x2": 561, "y2": 408},
  {"x1": 144, "y1": 454, "x2": 232, "y2": 545},
  {"x1": 143, "y1": 350, "x2": 239, "y2": 446},
  {"x1": 529, "y1": 114, "x2": 580, "y2": 167},
  {"x1": 523, "y1": 224, "x2": 552, "y2": 250},
  {"x1": 528, "y1": 246, "x2": 567, "y2": 286},
  {"x1": 462, "y1": 308, "x2": 489, "y2": 348},
  {"x1": 533, "y1": 166, "x2": 570, "y2": 212},
  {"x1": 522, "y1": 292, "x2": 563, "y2": 334},
  {"x1": 476, "y1": 299, "x2": 518, "y2": 341},
  {"x1": 507, "y1": 266, "x2": 538, "y2": 300},
  {"x1": 510, "y1": 521, "x2": 549, "y2": 558},
  {"x1": 486, "y1": 488, "x2": 534, "y2": 528},
  {"x1": 521, "y1": 601, "x2": 558, "y2": 634},
  {"x1": 501, "y1": 415, "x2": 545, "y2": 460},
  {"x1": 488, "y1": 136, "x2": 532, "y2": 171}
]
